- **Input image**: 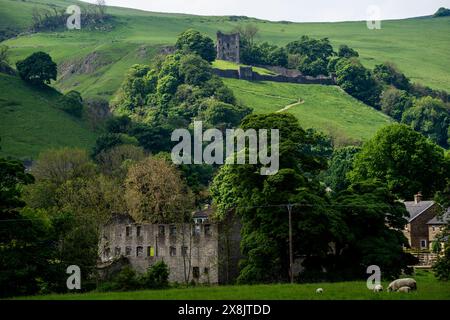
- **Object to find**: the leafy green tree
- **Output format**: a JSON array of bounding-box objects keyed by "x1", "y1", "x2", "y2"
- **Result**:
[
  {"x1": 175, "y1": 29, "x2": 216, "y2": 62},
  {"x1": 199, "y1": 98, "x2": 252, "y2": 130},
  {"x1": 380, "y1": 87, "x2": 413, "y2": 121},
  {"x1": 349, "y1": 123, "x2": 448, "y2": 199},
  {"x1": 16, "y1": 51, "x2": 57, "y2": 85},
  {"x1": 323, "y1": 146, "x2": 361, "y2": 192},
  {"x1": 211, "y1": 113, "x2": 335, "y2": 283},
  {"x1": 373, "y1": 62, "x2": 410, "y2": 91},
  {"x1": 402, "y1": 96, "x2": 450, "y2": 148},
  {"x1": 338, "y1": 45, "x2": 359, "y2": 58},
  {"x1": 330, "y1": 180, "x2": 417, "y2": 280},
  {"x1": 92, "y1": 133, "x2": 139, "y2": 158},
  {"x1": 434, "y1": 7, "x2": 450, "y2": 17},
  {"x1": 179, "y1": 54, "x2": 212, "y2": 86},
  {"x1": 58, "y1": 90, "x2": 83, "y2": 117},
  {"x1": 335, "y1": 58, "x2": 381, "y2": 108}
]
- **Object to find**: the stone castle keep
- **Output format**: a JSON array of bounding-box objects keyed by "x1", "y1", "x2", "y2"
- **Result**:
[
  {"x1": 99, "y1": 208, "x2": 242, "y2": 284},
  {"x1": 216, "y1": 31, "x2": 240, "y2": 63}
]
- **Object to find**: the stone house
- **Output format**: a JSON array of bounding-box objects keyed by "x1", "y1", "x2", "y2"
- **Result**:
[
  {"x1": 403, "y1": 192, "x2": 442, "y2": 250},
  {"x1": 98, "y1": 207, "x2": 242, "y2": 284},
  {"x1": 427, "y1": 209, "x2": 449, "y2": 250}
]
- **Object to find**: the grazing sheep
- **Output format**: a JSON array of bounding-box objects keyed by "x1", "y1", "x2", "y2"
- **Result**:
[
  {"x1": 373, "y1": 284, "x2": 383, "y2": 292},
  {"x1": 387, "y1": 278, "x2": 417, "y2": 292},
  {"x1": 316, "y1": 288, "x2": 323, "y2": 294},
  {"x1": 397, "y1": 286, "x2": 411, "y2": 293}
]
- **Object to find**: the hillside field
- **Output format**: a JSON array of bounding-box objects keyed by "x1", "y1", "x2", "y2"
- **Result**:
[
  {"x1": 12, "y1": 270, "x2": 450, "y2": 300},
  {"x1": 1, "y1": 0, "x2": 450, "y2": 101},
  {"x1": 223, "y1": 78, "x2": 392, "y2": 144},
  {"x1": 0, "y1": 73, "x2": 97, "y2": 160}
]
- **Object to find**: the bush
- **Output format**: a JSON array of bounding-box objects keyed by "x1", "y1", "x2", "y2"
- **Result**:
[
  {"x1": 140, "y1": 261, "x2": 170, "y2": 289},
  {"x1": 58, "y1": 90, "x2": 83, "y2": 117},
  {"x1": 433, "y1": 246, "x2": 450, "y2": 281}
]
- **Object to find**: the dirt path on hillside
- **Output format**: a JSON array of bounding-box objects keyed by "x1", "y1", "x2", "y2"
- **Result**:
[{"x1": 276, "y1": 99, "x2": 304, "y2": 113}]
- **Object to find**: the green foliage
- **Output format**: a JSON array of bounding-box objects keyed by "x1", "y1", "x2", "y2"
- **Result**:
[
  {"x1": 338, "y1": 45, "x2": 359, "y2": 59},
  {"x1": 323, "y1": 146, "x2": 361, "y2": 192},
  {"x1": 58, "y1": 90, "x2": 84, "y2": 117},
  {"x1": 286, "y1": 36, "x2": 334, "y2": 76},
  {"x1": 16, "y1": 51, "x2": 57, "y2": 85},
  {"x1": 373, "y1": 63, "x2": 411, "y2": 91},
  {"x1": 240, "y1": 41, "x2": 288, "y2": 67},
  {"x1": 349, "y1": 124, "x2": 448, "y2": 199},
  {"x1": 140, "y1": 261, "x2": 170, "y2": 289},
  {"x1": 401, "y1": 96, "x2": 450, "y2": 148},
  {"x1": 380, "y1": 87, "x2": 413, "y2": 121},
  {"x1": 198, "y1": 98, "x2": 252, "y2": 130},
  {"x1": 179, "y1": 54, "x2": 212, "y2": 86},
  {"x1": 434, "y1": 7, "x2": 450, "y2": 17},
  {"x1": 433, "y1": 246, "x2": 450, "y2": 281},
  {"x1": 335, "y1": 58, "x2": 381, "y2": 108},
  {"x1": 175, "y1": 29, "x2": 216, "y2": 62},
  {"x1": 92, "y1": 133, "x2": 138, "y2": 158}
]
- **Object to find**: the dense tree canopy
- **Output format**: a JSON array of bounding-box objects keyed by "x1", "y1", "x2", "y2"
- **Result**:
[
  {"x1": 175, "y1": 29, "x2": 216, "y2": 62},
  {"x1": 380, "y1": 87, "x2": 413, "y2": 121},
  {"x1": 349, "y1": 124, "x2": 449, "y2": 200},
  {"x1": 16, "y1": 51, "x2": 57, "y2": 85}
]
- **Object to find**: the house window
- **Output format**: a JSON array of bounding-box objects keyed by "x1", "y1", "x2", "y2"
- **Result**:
[
  {"x1": 193, "y1": 267, "x2": 200, "y2": 279},
  {"x1": 420, "y1": 240, "x2": 427, "y2": 249},
  {"x1": 136, "y1": 226, "x2": 142, "y2": 237},
  {"x1": 170, "y1": 246, "x2": 176, "y2": 256},
  {"x1": 204, "y1": 224, "x2": 212, "y2": 236},
  {"x1": 147, "y1": 246, "x2": 154, "y2": 257},
  {"x1": 126, "y1": 226, "x2": 131, "y2": 237},
  {"x1": 114, "y1": 247, "x2": 121, "y2": 256},
  {"x1": 125, "y1": 246, "x2": 132, "y2": 256},
  {"x1": 169, "y1": 225, "x2": 177, "y2": 236},
  {"x1": 182, "y1": 246, "x2": 188, "y2": 256},
  {"x1": 193, "y1": 224, "x2": 201, "y2": 236},
  {"x1": 159, "y1": 225, "x2": 165, "y2": 236}
]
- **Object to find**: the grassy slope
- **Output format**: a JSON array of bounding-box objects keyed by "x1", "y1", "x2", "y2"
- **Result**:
[
  {"x1": 14, "y1": 270, "x2": 450, "y2": 300},
  {"x1": 0, "y1": 73, "x2": 97, "y2": 160},
  {"x1": 223, "y1": 78, "x2": 392, "y2": 144},
  {"x1": 1, "y1": 0, "x2": 450, "y2": 99}
]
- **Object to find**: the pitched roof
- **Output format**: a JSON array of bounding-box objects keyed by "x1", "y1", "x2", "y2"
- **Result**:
[
  {"x1": 404, "y1": 200, "x2": 435, "y2": 222},
  {"x1": 427, "y1": 209, "x2": 450, "y2": 225}
]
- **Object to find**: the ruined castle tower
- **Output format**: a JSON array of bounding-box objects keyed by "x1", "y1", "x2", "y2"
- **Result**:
[{"x1": 216, "y1": 31, "x2": 240, "y2": 63}]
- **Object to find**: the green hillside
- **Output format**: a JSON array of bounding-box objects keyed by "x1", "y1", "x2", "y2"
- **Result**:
[
  {"x1": 1, "y1": 0, "x2": 450, "y2": 101},
  {"x1": 223, "y1": 78, "x2": 392, "y2": 145},
  {"x1": 0, "y1": 73, "x2": 97, "y2": 160}
]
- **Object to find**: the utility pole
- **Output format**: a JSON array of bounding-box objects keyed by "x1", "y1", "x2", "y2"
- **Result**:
[{"x1": 287, "y1": 204, "x2": 294, "y2": 284}]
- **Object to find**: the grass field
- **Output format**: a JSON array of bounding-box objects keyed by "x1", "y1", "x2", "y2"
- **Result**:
[
  {"x1": 212, "y1": 60, "x2": 276, "y2": 75},
  {"x1": 1, "y1": 0, "x2": 450, "y2": 100},
  {"x1": 13, "y1": 270, "x2": 450, "y2": 300},
  {"x1": 223, "y1": 78, "x2": 392, "y2": 144},
  {"x1": 0, "y1": 73, "x2": 97, "y2": 160}
]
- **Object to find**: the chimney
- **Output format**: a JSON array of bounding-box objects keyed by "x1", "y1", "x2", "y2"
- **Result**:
[{"x1": 414, "y1": 192, "x2": 423, "y2": 204}]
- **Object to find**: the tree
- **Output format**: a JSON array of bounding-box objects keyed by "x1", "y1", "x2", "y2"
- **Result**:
[
  {"x1": 95, "y1": 144, "x2": 146, "y2": 178},
  {"x1": 179, "y1": 54, "x2": 212, "y2": 86},
  {"x1": 434, "y1": 7, "x2": 450, "y2": 17},
  {"x1": 92, "y1": 133, "x2": 139, "y2": 158},
  {"x1": 373, "y1": 62, "x2": 410, "y2": 91},
  {"x1": 232, "y1": 24, "x2": 259, "y2": 44},
  {"x1": 335, "y1": 58, "x2": 381, "y2": 108},
  {"x1": 58, "y1": 90, "x2": 83, "y2": 117},
  {"x1": 380, "y1": 87, "x2": 413, "y2": 121},
  {"x1": 338, "y1": 45, "x2": 359, "y2": 58},
  {"x1": 211, "y1": 113, "x2": 335, "y2": 283},
  {"x1": 125, "y1": 156, "x2": 194, "y2": 223},
  {"x1": 198, "y1": 98, "x2": 251, "y2": 131},
  {"x1": 175, "y1": 29, "x2": 216, "y2": 62},
  {"x1": 16, "y1": 52, "x2": 57, "y2": 85},
  {"x1": 349, "y1": 123, "x2": 448, "y2": 200},
  {"x1": 402, "y1": 96, "x2": 450, "y2": 148},
  {"x1": 323, "y1": 146, "x2": 361, "y2": 193}
]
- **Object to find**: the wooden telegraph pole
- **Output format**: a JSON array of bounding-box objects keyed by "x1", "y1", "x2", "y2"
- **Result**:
[{"x1": 287, "y1": 204, "x2": 294, "y2": 284}]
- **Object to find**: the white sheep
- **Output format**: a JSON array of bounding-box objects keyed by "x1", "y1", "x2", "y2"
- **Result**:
[
  {"x1": 373, "y1": 284, "x2": 383, "y2": 292},
  {"x1": 316, "y1": 288, "x2": 323, "y2": 294},
  {"x1": 397, "y1": 286, "x2": 411, "y2": 293},
  {"x1": 387, "y1": 278, "x2": 417, "y2": 292}
]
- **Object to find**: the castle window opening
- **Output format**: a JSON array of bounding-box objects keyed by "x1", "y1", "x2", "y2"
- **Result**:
[
  {"x1": 182, "y1": 246, "x2": 188, "y2": 256},
  {"x1": 147, "y1": 246, "x2": 154, "y2": 257},
  {"x1": 125, "y1": 246, "x2": 132, "y2": 256},
  {"x1": 170, "y1": 246, "x2": 177, "y2": 256},
  {"x1": 193, "y1": 267, "x2": 200, "y2": 279},
  {"x1": 204, "y1": 267, "x2": 209, "y2": 275},
  {"x1": 159, "y1": 225, "x2": 165, "y2": 236},
  {"x1": 114, "y1": 247, "x2": 121, "y2": 256},
  {"x1": 136, "y1": 246, "x2": 143, "y2": 257},
  {"x1": 126, "y1": 226, "x2": 131, "y2": 237},
  {"x1": 204, "y1": 224, "x2": 212, "y2": 236},
  {"x1": 169, "y1": 225, "x2": 177, "y2": 236},
  {"x1": 136, "y1": 225, "x2": 142, "y2": 237}
]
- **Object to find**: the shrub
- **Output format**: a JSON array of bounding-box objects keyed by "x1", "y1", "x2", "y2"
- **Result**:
[
  {"x1": 58, "y1": 90, "x2": 83, "y2": 117},
  {"x1": 140, "y1": 261, "x2": 170, "y2": 289}
]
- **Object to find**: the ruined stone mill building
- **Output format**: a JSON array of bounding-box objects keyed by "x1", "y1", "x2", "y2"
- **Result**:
[
  {"x1": 98, "y1": 207, "x2": 242, "y2": 284},
  {"x1": 216, "y1": 31, "x2": 240, "y2": 63}
]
